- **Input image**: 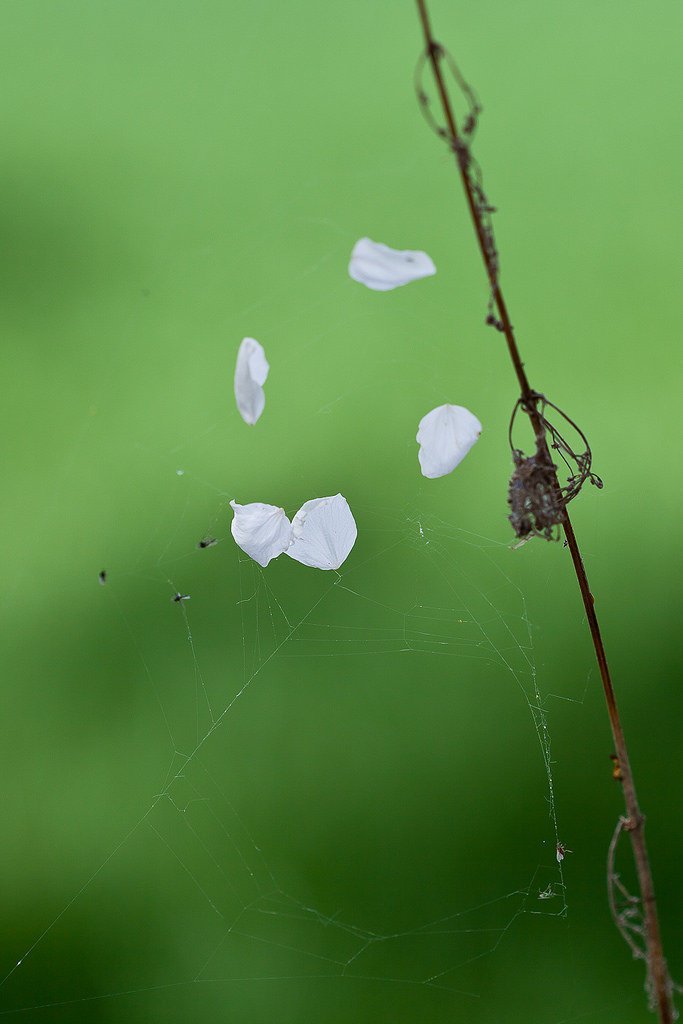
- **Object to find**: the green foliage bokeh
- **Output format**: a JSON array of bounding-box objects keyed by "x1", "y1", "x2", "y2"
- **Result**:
[{"x1": 1, "y1": 2, "x2": 681, "y2": 1021}]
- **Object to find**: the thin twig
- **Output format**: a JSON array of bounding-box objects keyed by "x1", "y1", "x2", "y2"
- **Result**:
[{"x1": 413, "y1": 2, "x2": 674, "y2": 1020}]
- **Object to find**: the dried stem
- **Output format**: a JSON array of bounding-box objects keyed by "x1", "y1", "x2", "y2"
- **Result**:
[
  {"x1": 414, "y1": 2, "x2": 674, "y2": 1020},
  {"x1": 608, "y1": 817, "x2": 648, "y2": 964}
]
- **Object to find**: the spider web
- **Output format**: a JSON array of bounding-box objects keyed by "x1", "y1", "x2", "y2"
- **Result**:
[
  {"x1": 0, "y1": 435, "x2": 587, "y2": 1022},
  {"x1": 3, "y1": 0, "x2": 681, "y2": 1018},
  {"x1": 0, "y1": 147, "x2": 625, "y2": 1017}
]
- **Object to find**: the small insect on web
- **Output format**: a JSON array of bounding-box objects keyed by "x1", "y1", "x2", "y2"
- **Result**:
[
  {"x1": 171, "y1": 592, "x2": 191, "y2": 604},
  {"x1": 556, "y1": 842, "x2": 573, "y2": 864},
  {"x1": 197, "y1": 537, "x2": 219, "y2": 549}
]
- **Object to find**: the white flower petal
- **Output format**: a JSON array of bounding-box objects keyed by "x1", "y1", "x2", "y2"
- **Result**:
[
  {"x1": 285, "y1": 494, "x2": 357, "y2": 570},
  {"x1": 348, "y1": 237, "x2": 436, "y2": 292},
  {"x1": 234, "y1": 337, "x2": 269, "y2": 425},
  {"x1": 230, "y1": 500, "x2": 291, "y2": 567},
  {"x1": 416, "y1": 404, "x2": 482, "y2": 479}
]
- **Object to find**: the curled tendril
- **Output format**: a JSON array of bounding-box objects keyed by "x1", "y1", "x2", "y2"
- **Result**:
[
  {"x1": 414, "y1": 44, "x2": 482, "y2": 142},
  {"x1": 414, "y1": 43, "x2": 500, "y2": 326},
  {"x1": 507, "y1": 392, "x2": 603, "y2": 542}
]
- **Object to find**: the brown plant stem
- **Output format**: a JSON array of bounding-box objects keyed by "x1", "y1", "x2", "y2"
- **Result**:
[{"x1": 414, "y1": 2, "x2": 673, "y2": 1020}]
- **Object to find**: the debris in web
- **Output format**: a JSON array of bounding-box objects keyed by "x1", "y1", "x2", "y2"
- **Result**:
[
  {"x1": 234, "y1": 336, "x2": 270, "y2": 425},
  {"x1": 285, "y1": 493, "x2": 357, "y2": 570},
  {"x1": 416, "y1": 403, "x2": 482, "y2": 479},
  {"x1": 230, "y1": 500, "x2": 291, "y2": 567},
  {"x1": 230, "y1": 494, "x2": 357, "y2": 570},
  {"x1": 348, "y1": 237, "x2": 437, "y2": 291}
]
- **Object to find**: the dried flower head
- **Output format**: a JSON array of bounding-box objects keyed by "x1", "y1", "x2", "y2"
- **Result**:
[
  {"x1": 508, "y1": 444, "x2": 564, "y2": 541},
  {"x1": 508, "y1": 392, "x2": 603, "y2": 542}
]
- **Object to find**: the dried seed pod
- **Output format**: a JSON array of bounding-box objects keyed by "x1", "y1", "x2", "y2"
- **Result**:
[
  {"x1": 507, "y1": 445, "x2": 565, "y2": 541},
  {"x1": 508, "y1": 393, "x2": 603, "y2": 542}
]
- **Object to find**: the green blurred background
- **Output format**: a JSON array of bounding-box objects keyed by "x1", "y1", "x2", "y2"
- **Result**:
[{"x1": 1, "y1": 1, "x2": 681, "y2": 1021}]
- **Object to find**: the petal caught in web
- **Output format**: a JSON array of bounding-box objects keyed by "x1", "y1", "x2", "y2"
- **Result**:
[
  {"x1": 348, "y1": 238, "x2": 436, "y2": 292},
  {"x1": 234, "y1": 337, "x2": 269, "y2": 425},
  {"x1": 230, "y1": 500, "x2": 291, "y2": 567},
  {"x1": 416, "y1": 404, "x2": 482, "y2": 479},
  {"x1": 285, "y1": 494, "x2": 357, "y2": 570}
]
